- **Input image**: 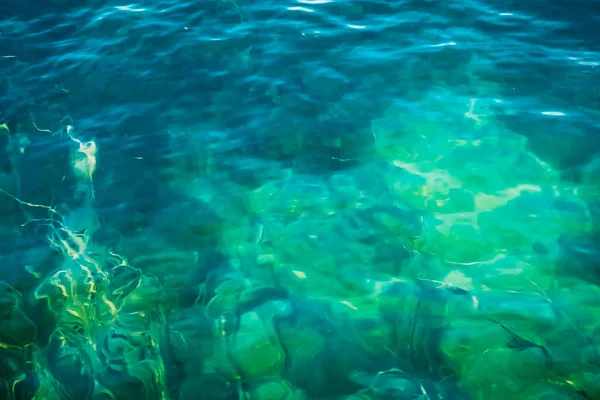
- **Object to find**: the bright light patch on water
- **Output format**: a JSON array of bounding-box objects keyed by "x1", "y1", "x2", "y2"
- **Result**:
[
  {"x1": 115, "y1": 5, "x2": 146, "y2": 12},
  {"x1": 288, "y1": 6, "x2": 314, "y2": 12},
  {"x1": 568, "y1": 57, "x2": 598, "y2": 66},
  {"x1": 340, "y1": 301, "x2": 359, "y2": 311},
  {"x1": 499, "y1": 13, "x2": 514, "y2": 16},
  {"x1": 297, "y1": 0, "x2": 333, "y2": 3},
  {"x1": 541, "y1": 111, "x2": 565, "y2": 116},
  {"x1": 292, "y1": 270, "x2": 307, "y2": 279},
  {"x1": 430, "y1": 42, "x2": 456, "y2": 47},
  {"x1": 347, "y1": 24, "x2": 366, "y2": 29}
]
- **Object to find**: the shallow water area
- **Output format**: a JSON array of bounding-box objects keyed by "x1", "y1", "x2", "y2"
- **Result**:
[{"x1": 1, "y1": 0, "x2": 600, "y2": 399}]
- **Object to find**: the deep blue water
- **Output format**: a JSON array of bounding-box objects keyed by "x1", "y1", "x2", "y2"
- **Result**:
[{"x1": 1, "y1": 1, "x2": 600, "y2": 399}]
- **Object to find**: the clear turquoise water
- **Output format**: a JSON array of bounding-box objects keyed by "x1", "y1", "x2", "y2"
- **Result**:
[{"x1": 1, "y1": 1, "x2": 600, "y2": 399}]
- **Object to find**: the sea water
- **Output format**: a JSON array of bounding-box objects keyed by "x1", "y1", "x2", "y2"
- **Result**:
[{"x1": 1, "y1": 0, "x2": 599, "y2": 399}]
